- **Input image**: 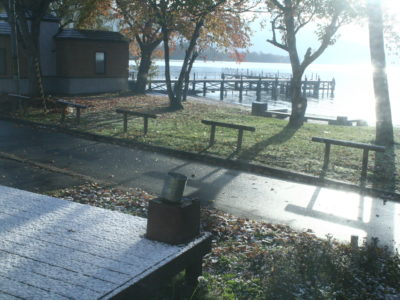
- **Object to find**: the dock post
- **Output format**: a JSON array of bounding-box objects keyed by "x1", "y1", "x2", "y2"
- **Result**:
[
  {"x1": 280, "y1": 81, "x2": 286, "y2": 95},
  {"x1": 272, "y1": 77, "x2": 278, "y2": 100},
  {"x1": 256, "y1": 77, "x2": 261, "y2": 101},
  {"x1": 203, "y1": 78, "x2": 206, "y2": 96},
  {"x1": 313, "y1": 78, "x2": 320, "y2": 98},
  {"x1": 234, "y1": 74, "x2": 239, "y2": 90},
  {"x1": 302, "y1": 76, "x2": 307, "y2": 97},
  {"x1": 239, "y1": 76, "x2": 243, "y2": 103},
  {"x1": 285, "y1": 81, "x2": 289, "y2": 98},
  {"x1": 192, "y1": 73, "x2": 196, "y2": 92},
  {"x1": 220, "y1": 73, "x2": 225, "y2": 101},
  {"x1": 330, "y1": 78, "x2": 335, "y2": 98}
]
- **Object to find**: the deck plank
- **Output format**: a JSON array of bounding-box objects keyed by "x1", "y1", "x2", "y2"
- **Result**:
[
  {"x1": 0, "y1": 292, "x2": 22, "y2": 300},
  {"x1": 0, "y1": 265, "x2": 102, "y2": 300},
  {"x1": 0, "y1": 274, "x2": 70, "y2": 300},
  {"x1": 0, "y1": 251, "x2": 115, "y2": 293}
]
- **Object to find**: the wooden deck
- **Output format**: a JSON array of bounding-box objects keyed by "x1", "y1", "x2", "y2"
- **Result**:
[{"x1": 0, "y1": 186, "x2": 211, "y2": 299}]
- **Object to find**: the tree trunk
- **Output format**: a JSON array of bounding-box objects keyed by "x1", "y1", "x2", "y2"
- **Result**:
[
  {"x1": 162, "y1": 25, "x2": 182, "y2": 110},
  {"x1": 30, "y1": 18, "x2": 42, "y2": 97},
  {"x1": 6, "y1": 0, "x2": 20, "y2": 93},
  {"x1": 182, "y1": 50, "x2": 198, "y2": 102},
  {"x1": 172, "y1": 18, "x2": 203, "y2": 107},
  {"x1": 368, "y1": 0, "x2": 394, "y2": 146},
  {"x1": 288, "y1": 65, "x2": 307, "y2": 127},
  {"x1": 135, "y1": 45, "x2": 155, "y2": 94},
  {"x1": 283, "y1": 7, "x2": 307, "y2": 128},
  {"x1": 288, "y1": 78, "x2": 307, "y2": 127},
  {"x1": 13, "y1": 4, "x2": 44, "y2": 99}
]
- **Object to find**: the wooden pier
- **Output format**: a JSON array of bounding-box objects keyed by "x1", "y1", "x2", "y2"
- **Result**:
[{"x1": 146, "y1": 75, "x2": 335, "y2": 102}]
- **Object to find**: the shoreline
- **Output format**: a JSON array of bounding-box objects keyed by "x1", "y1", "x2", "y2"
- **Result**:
[{"x1": 128, "y1": 59, "x2": 400, "y2": 125}]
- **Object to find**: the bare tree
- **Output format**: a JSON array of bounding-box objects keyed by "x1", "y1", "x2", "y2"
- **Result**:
[
  {"x1": 266, "y1": 0, "x2": 354, "y2": 127},
  {"x1": 149, "y1": 0, "x2": 249, "y2": 110},
  {"x1": 1, "y1": 0, "x2": 53, "y2": 106},
  {"x1": 115, "y1": 0, "x2": 163, "y2": 94}
]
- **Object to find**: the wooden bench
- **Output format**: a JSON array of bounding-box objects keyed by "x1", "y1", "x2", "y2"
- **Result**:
[
  {"x1": 312, "y1": 137, "x2": 385, "y2": 184},
  {"x1": 201, "y1": 119, "x2": 256, "y2": 151},
  {"x1": 8, "y1": 93, "x2": 32, "y2": 114},
  {"x1": 116, "y1": 108, "x2": 157, "y2": 135},
  {"x1": 262, "y1": 111, "x2": 366, "y2": 126},
  {"x1": 56, "y1": 99, "x2": 88, "y2": 125}
]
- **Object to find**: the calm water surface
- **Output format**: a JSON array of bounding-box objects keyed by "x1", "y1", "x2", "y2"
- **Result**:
[{"x1": 133, "y1": 60, "x2": 400, "y2": 126}]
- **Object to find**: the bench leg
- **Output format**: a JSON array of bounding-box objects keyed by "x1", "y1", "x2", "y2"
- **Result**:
[
  {"x1": 209, "y1": 125, "x2": 216, "y2": 146},
  {"x1": 22, "y1": 102, "x2": 28, "y2": 116},
  {"x1": 361, "y1": 149, "x2": 369, "y2": 185},
  {"x1": 322, "y1": 143, "x2": 331, "y2": 172},
  {"x1": 76, "y1": 108, "x2": 81, "y2": 125},
  {"x1": 236, "y1": 129, "x2": 244, "y2": 152},
  {"x1": 18, "y1": 99, "x2": 23, "y2": 114},
  {"x1": 123, "y1": 113, "x2": 128, "y2": 133},
  {"x1": 60, "y1": 109, "x2": 66, "y2": 124},
  {"x1": 143, "y1": 117, "x2": 148, "y2": 135},
  {"x1": 185, "y1": 258, "x2": 202, "y2": 292}
]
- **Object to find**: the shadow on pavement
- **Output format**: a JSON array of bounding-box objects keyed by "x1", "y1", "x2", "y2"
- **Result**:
[{"x1": 0, "y1": 158, "x2": 84, "y2": 193}]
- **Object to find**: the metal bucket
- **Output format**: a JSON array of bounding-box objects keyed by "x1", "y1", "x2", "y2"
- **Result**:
[{"x1": 161, "y1": 172, "x2": 188, "y2": 203}]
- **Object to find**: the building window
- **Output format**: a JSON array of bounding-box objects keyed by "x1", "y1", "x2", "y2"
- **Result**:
[
  {"x1": 0, "y1": 48, "x2": 6, "y2": 75},
  {"x1": 95, "y1": 52, "x2": 105, "y2": 74}
]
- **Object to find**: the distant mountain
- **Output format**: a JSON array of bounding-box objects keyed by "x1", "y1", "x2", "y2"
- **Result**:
[{"x1": 168, "y1": 46, "x2": 289, "y2": 63}]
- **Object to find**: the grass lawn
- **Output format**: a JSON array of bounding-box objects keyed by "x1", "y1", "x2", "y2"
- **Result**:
[{"x1": 4, "y1": 93, "x2": 400, "y2": 192}]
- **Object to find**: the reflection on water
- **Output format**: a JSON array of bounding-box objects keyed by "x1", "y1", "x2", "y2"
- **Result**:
[{"x1": 130, "y1": 60, "x2": 400, "y2": 126}]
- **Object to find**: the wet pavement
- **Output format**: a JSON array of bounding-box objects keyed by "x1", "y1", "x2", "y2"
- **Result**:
[
  {"x1": 0, "y1": 119, "x2": 398, "y2": 250},
  {"x1": 0, "y1": 157, "x2": 82, "y2": 193}
]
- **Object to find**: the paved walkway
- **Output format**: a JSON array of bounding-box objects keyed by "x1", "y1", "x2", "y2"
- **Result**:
[{"x1": 0, "y1": 120, "x2": 399, "y2": 250}]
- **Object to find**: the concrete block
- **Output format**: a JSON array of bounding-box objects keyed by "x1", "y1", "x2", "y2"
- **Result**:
[{"x1": 251, "y1": 102, "x2": 268, "y2": 116}]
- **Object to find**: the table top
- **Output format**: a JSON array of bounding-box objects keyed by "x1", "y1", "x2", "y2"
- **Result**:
[{"x1": 0, "y1": 186, "x2": 209, "y2": 300}]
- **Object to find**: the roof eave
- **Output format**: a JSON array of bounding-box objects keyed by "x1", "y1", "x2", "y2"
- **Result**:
[{"x1": 53, "y1": 36, "x2": 129, "y2": 43}]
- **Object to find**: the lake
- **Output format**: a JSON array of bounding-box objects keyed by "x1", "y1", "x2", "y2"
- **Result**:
[{"x1": 131, "y1": 60, "x2": 400, "y2": 126}]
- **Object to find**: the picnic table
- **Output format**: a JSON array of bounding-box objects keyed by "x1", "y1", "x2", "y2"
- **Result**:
[{"x1": 0, "y1": 186, "x2": 211, "y2": 299}]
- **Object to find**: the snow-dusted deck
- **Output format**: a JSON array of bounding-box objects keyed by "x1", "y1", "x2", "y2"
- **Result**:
[{"x1": 0, "y1": 186, "x2": 211, "y2": 299}]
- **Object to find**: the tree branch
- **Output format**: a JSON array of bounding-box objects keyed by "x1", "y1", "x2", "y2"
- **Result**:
[
  {"x1": 301, "y1": 12, "x2": 341, "y2": 70},
  {"x1": 294, "y1": 10, "x2": 316, "y2": 34},
  {"x1": 270, "y1": 0, "x2": 285, "y2": 10},
  {"x1": 267, "y1": 39, "x2": 288, "y2": 51},
  {"x1": 268, "y1": 14, "x2": 288, "y2": 51}
]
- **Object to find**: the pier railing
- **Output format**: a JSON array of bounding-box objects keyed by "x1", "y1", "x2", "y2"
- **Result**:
[{"x1": 146, "y1": 77, "x2": 335, "y2": 101}]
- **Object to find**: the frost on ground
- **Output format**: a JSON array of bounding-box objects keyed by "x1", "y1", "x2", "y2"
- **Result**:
[{"x1": 48, "y1": 183, "x2": 400, "y2": 300}]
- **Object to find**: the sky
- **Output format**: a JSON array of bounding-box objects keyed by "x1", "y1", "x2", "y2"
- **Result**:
[
  {"x1": 247, "y1": 0, "x2": 399, "y2": 65},
  {"x1": 249, "y1": 22, "x2": 371, "y2": 64}
]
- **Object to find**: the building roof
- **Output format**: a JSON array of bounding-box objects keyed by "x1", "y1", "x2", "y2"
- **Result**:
[
  {"x1": 54, "y1": 29, "x2": 128, "y2": 43},
  {"x1": 0, "y1": 21, "x2": 11, "y2": 35}
]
